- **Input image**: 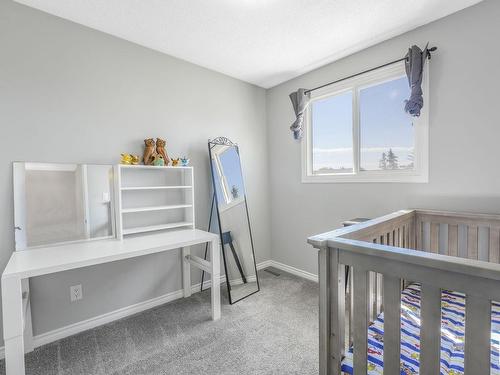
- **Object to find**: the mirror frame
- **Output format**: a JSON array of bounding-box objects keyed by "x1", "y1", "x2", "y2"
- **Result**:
[
  {"x1": 13, "y1": 161, "x2": 117, "y2": 251},
  {"x1": 208, "y1": 137, "x2": 260, "y2": 304}
]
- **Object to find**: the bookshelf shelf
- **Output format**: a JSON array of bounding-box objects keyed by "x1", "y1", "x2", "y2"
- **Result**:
[
  {"x1": 122, "y1": 222, "x2": 194, "y2": 235},
  {"x1": 114, "y1": 164, "x2": 195, "y2": 238},
  {"x1": 122, "y1": 204, "x2": 193, "y2": 213},
  {"x1": 121, "y1": 186, "x2": 192, "y2": 191}
]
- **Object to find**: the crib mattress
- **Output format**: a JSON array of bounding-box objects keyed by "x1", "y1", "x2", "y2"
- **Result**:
[{"x1": 341, "y1": 283, "x2": 500, "y2": 375}]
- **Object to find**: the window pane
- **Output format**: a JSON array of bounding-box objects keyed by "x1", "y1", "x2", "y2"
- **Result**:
[
  {"x1": 359, "y1": 76, "x2": 414, "y2": 171},
  {"x1": 312, "y1": 91, "x2": 353, "y2": 174},
  {"x1": 219, "y1": 147, "x2": 245, "y2": 202}
]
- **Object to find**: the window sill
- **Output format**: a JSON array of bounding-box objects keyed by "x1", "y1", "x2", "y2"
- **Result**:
[{"x1": 301, "y1": 171, "x2": 428, "y2": 184}]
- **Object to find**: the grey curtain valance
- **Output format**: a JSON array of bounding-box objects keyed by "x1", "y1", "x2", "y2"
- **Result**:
[
  {"x1": 289, "y1": 88, "x2": 310, "y2": 140},
  {"x1": 404, "y1": 44, "x2": 429, "y2": 117}
]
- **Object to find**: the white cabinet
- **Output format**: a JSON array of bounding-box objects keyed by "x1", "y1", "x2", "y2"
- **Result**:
[{"x1": 114, "y1": 165, "x2": 195, "y2": 238}]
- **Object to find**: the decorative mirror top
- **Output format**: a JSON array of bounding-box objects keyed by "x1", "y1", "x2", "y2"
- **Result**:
[{"x1": 209, "y1": 137, "x2": 237, "y2": 147}]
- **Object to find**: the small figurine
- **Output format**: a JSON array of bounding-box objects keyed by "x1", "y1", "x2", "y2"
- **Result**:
[
  {"x1": 152, "y1": 154, "x2": 165, "y2": 166},
  {"x1": 156, "y1": 138, "x2": 170, "y2": 166},
  {"x1": 180, "y1": 157, "x2": 190, "y2": 166},
  {"x1": 131, "y1": 155, "x2": 140, "y2": 165},
  {"x1": 171, "y1": 158, "x2": 180, "y2": 166},
  {"x1": 120, "y1": 153, "x2": 133, "y2": 165},
  {"x1": 143, "y1": 138, "x2": 156, "y2": 165}
]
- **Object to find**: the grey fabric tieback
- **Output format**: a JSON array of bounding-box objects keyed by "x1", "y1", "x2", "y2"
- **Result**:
[
  {"x1": 404, "y1": 44, "x2": 428, "y2": 117},
  {"x1": 289, "y1": 88, "x2": 310, "y2": 140}
]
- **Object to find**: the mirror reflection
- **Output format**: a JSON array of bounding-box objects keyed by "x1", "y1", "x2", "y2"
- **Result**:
[
  {"x1": 13, "y1": 162, "x2": 115, "y2": 249},
  {"x1": 209, "y1": 138, "x2": 259, "y2": 303}
]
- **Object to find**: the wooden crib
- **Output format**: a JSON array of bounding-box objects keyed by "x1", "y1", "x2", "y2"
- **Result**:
[{"x1": 308, "y1": 209, "x2": 500, "y2": 375}]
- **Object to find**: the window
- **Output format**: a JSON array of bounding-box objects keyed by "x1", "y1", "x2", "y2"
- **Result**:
[
  {"x1": 211, "y1": 146, "x2": 245, "y2": 210},
  {"x1": 302, "y1": 62, "x2": 428, "y2": 183}
]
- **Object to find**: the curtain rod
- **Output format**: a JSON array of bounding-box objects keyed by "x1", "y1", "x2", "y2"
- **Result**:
[{"x1": 304, "y1": 46, "x2": 437, "y2": 95}]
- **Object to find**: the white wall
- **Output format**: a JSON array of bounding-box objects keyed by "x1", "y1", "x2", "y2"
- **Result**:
[
  {"x1": 0, "y1": 0, "x2": 270, "y2": 343},
  {"x1": 266, "y1": 0, "x2": 500, "y2": 275}
]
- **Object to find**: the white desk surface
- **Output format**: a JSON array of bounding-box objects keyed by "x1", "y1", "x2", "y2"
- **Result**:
[{"x1": 2, "y1": 229, "x2": 218, "y2": 280}]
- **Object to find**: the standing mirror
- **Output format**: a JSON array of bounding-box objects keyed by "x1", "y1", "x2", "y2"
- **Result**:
[
  {"x1": 208, "y1": 137, "x2": 259, "y2": 304},
  {"x1": 13, "y1": 162, "x2": 115, "y2": 250}
]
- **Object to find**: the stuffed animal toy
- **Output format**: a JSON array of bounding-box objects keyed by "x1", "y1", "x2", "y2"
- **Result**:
[
  {"x1": 143, "y1": 138, "x2": 156, "y2": 165},
  {"x1": 180, "y1": 157, "x2": 190, "y2": 166},
  {"x1": 171, "y1": 158, "x2": 180, "y2": 166},
  {"x1": 156, "y1": 138, "x2": 170, "y2": 166},
  {"x1": 152, "y1": 154, "x2": 165, "y2": 166}
]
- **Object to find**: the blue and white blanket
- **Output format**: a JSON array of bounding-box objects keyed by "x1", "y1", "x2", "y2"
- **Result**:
[{"x1": 341, "y1": 283, "x2": 500, "y2": 374}]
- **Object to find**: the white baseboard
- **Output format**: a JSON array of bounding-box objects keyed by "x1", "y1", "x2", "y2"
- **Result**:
[
  {"x1": 256, "y1": 259, "x2": 272, "y2": 270},
  {"x1": 32, "y1": 274, "x2": 226, "y2": 350},
  {"x1": 265, "y1": 260, "x2": 318, "y2": 283},
  {"x1": 0, "y1": 259, "x2": 314, "y2": 359}
]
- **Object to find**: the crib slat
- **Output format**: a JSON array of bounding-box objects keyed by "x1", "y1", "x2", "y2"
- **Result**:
[
  {"x1": 409, "y1": 220, "x2": 415, "y2": 249},
  {"x1": 465, "y1": 295, "x2": 491, "y2": 375},
  {"x1": 489, "y1": 227, "x2": 500, "y2": 263},
  {"x1": 468, "y1": 226, "x2": 478, "y2": 259},
  {"x1": 416, "y1": 220, "x2": 422, "y2": 250},
  {"x1": 353, "y1": 267, "x2": 369, "y2": 374},
  {"x1": 383, "y1": 275, "x2": 401, "y2": 374},
  {"x1": 420, "y1": 284, "x2": 441, "y2": 375},
  {"x1": 318, "y1": 248, "x2": 331, "y2": 375},
  {"x1": 368, "y1": 272, "x2": 376, "y2": 322},
  {"x1": 430, "y1": 223, "x2": 439, "y2": 253},
  {"x1": 349, "y1": 267, "x2": 354, "y2": 346},
  {"x1": 330, "y1": 249, "x2": 345, "y2": 373},
  {"x1": 376, "y1": 273, "x2": 383, "y2": 315},
  {"x1": 448, "y1": 224, "x2": 458, "y2": 257}
]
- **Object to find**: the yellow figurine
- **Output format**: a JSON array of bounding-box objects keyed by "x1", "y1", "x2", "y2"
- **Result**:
[
  {"x1": 131, "y1": 155, "x2": 140, "y2": 165},
  {"x1": 120, "y1": 153, "x2": 133, "y2": 165},
  {"x1": 171, "y1": 158, "x2": 180, "y2": 166}
]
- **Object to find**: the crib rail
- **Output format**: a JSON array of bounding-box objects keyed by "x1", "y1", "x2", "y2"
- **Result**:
[
  {"x1": 308, "y1": 209, "x2": 500, "y2": 375},
  {"x1": 415, "y1": 210, "x2": 500, "y2": 262}
]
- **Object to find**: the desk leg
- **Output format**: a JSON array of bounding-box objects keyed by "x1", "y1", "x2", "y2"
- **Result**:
[
  {"x1": 210, "y1": 239, "x2": 221, "y2": 320},
  {"x1": 2, "y1": 276, "x2": 26, "y2": 375},
  {"x1": 182, "y1": 247, "x2": 191, "y2": 298}
]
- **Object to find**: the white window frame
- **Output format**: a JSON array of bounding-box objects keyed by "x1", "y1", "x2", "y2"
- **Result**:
[
  {"x1": 302, "y1": 61, "x2": 429, "y2": 183},
  {"x1": 212, "y1": 145, "x2": 246, "y2": 211}
]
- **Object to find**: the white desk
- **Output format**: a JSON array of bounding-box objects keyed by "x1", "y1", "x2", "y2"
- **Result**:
[{"x1": 1, "y1": 229, "x2": 220, "y2": 375}]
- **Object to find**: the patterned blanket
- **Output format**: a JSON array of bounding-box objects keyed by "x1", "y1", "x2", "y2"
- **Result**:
[{"x1": 341, "y1": 283, "x2": 500, "y2": 374}]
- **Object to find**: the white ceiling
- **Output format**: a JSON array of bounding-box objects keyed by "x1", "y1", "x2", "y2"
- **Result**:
[{"x1": 15, "y1": 0, "x2": 483, "y2": 88}]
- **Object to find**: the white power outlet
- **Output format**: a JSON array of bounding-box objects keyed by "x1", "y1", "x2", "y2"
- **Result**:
[{"x1": 70, "y1": 284, "x2": 83, "y2": 302}]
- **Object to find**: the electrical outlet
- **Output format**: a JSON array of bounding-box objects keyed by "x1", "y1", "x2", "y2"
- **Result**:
[{"x1": 70, "y1": 284, "x2": 83, "y2": 302}]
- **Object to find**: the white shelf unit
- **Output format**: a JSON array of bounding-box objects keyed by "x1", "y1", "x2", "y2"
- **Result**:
[{"x1": 114, "y1": 165, "x2": 195, "y2": 239}]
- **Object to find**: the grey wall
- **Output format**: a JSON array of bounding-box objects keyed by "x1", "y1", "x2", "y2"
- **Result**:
[
  {"x1": 266, "y1": 0, "x2": 500, "y2": 275},
  {"x1": 2, "y1": 0, "x2": 500, "y2": 352},
  {"x1": 0, "y1": 0, "x2": 270, "y2": 342}
]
